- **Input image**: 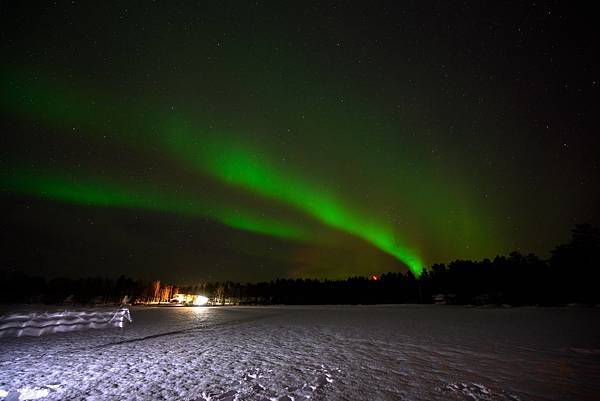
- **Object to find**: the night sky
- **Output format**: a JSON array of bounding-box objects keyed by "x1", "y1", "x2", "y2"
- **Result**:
[{"x1": 1, "y1": 1, "x2": 598, "y2": 282}]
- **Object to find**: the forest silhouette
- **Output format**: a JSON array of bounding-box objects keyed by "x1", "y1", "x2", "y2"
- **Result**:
[{"x1": 2, "y1": 224, "x2": 598, "y2": 306}]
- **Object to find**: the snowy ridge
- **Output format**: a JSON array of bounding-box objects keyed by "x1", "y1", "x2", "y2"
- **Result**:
[{"x1": 0, "y1": 308, "x2": 131, "y2": 337}]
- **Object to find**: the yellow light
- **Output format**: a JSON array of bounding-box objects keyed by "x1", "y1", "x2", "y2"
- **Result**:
[{"x1": 193, "y1": 295, "x2": 209, "y2": 306}]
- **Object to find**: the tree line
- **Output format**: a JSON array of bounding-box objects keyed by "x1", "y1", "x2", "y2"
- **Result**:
[{"x1": 1, "y1": 224, "x2": 598, "y2": 306}]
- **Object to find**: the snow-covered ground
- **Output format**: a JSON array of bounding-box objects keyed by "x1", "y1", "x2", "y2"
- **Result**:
[{"x1": 0, "y1": 305, "x2": 598, "y2": 400}]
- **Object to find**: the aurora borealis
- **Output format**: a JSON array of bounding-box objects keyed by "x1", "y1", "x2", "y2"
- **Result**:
[{"x1": 1, "y1": 2, "x2": 598, "y2": 282}]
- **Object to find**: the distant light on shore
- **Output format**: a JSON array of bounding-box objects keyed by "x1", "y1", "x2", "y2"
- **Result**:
[{"x1": 193, "y1": 295, "x2": 209, "y2": 306}]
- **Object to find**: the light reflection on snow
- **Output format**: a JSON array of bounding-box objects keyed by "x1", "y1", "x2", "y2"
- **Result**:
[{"x1": 191, "y1": 306, "x2": 211, "y2": 316}]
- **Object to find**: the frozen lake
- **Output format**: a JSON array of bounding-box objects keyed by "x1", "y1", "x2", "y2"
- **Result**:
[{"x1": 0, "y1": 305, "x2": 599, "y2": 400}]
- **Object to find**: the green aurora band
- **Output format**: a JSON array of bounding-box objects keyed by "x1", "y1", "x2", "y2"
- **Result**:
[
  {"x1": 1, "y1": 170, "x2": 309, "y2": 241},
  {"x1": 163, "y1": 119, "x2": 423, "y2": 274},
  {"x1": 1, "y1": 71, "x2": 430, "y2": 276}
]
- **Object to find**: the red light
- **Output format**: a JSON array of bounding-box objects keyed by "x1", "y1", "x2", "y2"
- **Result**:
[{"x1": 371, "y1": 275, "x2": 379, "y2": 281}]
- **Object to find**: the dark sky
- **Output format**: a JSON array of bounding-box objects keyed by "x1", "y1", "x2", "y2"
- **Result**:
[{"x1": 1, "y1": 1, "x2": 598, "y2": 283}]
